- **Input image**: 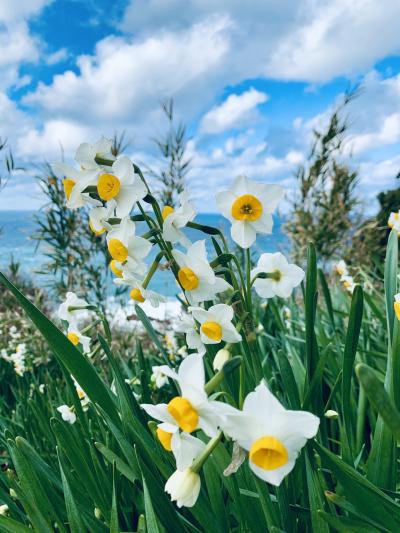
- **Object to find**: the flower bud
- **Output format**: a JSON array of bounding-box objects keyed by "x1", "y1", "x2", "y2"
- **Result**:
[
  {"x1": 94, "y1": 507, "x2": 102, "y2": 519},
  {"x1": 9, "y1": 488, "x2": 17, "y2": 498},
  {"x1": 324, "y1": 409, "x2": 339, "y2": 420},
  {"x1": 165, "y1": 468, "x2": 201, "y2": 508},
  {"x1": 0, "y1": 504, "x2": 9, "y2": 516},
  {"x1": 213, "y1": 348, "x2": 230, "y2": 372}
]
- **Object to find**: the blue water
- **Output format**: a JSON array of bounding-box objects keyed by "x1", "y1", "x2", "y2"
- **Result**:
[{"x1": 0, "y1": 211, "x2": 288, "y2": 298}]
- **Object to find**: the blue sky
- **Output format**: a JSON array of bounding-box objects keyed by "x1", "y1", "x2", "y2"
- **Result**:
[{"x1": 1, "y1": 0, "x2": 400, "y2": 212}]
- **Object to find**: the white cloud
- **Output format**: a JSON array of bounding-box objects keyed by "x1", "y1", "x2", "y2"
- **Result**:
[
  {"x1": 46, "y1": 48, "x2": 69, "y2": 65},
  {"x1": 200, "y1": 88, "x2": 268, "y2": 134}
]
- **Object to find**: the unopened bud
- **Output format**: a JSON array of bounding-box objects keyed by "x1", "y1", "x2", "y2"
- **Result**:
[
  {"x1": 324, "y1": 410, "x2": 339, "y2": 420},
  {"x1": 94, "y1": 507, "x2": 102, "y2": 519},
  {"x1": 213, "y1": 349, "x2": 231, "y2": 372}
]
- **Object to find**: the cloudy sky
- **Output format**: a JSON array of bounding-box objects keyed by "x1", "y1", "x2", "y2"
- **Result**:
[{"x1": 1, "y1": 0, "x2": 400, "y2": 212}]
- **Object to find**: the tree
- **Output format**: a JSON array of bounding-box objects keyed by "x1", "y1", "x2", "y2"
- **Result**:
[
  {"x1": 285, "y1": 92, "x2": 359, "y2": 264},
  {"x1": 0, "y1": 138, "x2": 16, "y2": 236},
  {"x1": 149, "y1": 99, "x2": 191, "y2": 207}
]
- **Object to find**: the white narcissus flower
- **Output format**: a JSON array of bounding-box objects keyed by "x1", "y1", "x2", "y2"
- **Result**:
[
  {"x1": 0, "y1": 504, "x2": 9, "y2": 515},
  {"x1": 341, "y1": 275, "x2": 355, "y2": 294},
  {"x1": 114, "y1": 269, "x2": 166, "y2": 308},
  {"x1": 388, "y1": 210, "x2": 400, "y2": 233},
  {"x1": 106, "y1": 217, "x2": 152, "y2": 276},
  {"x1": 58, "y1": 292, "x2": 90, "y2": 326},
  {"x1": 151, "y1": 366, "x2": 169, "y2": 388},
  {"x1": 141, "y1": 353, "x2": 225, "y2": 438},
  {"x1": 219, "y1": 381, "x2": 319, "y2": 486},
  {"x1": 57, "y1": 405, "x2": 76, "y2": 424},
  {"x1": 251, "y1": 253, "x2": 305, "y2": 299},
  {"x1": 67, "y1": 326, "x2": 91, "y2": 354},
  {"x1": 165, "y1": 468, "x2": 201, "y2": 508},
  {"x1": 162, "y1": 191, "x2": 196, "y2": 248},
  {"x1": 189, "y1": 304, "x2": 242, "y2": 345},
  {"x1": 52, "y1": 163, "x2": 99, "y2": 209},
  {"x1": 75, "y1": 137, "x2": 115, "y2": 170},
  {"x1": 174, "y1": 313, "x2": 206, "y2": 355},
  {"x1": 156, "y1": 426, "x2": 206, "y2": 472},
  {"x1": 216, "y1": 175, "x2": 283, "y2": 248},
  {"x1": 96, "y1": 156, "x2": 147, "y2": 218},
  {"x1": 89, "y1": 200, "x2": 116, "y2": 235},
  {"x1": 172, "y1": 240, "x2": 232, "y2": 304},
  {"x1": 334, "y1": 260, "x2": 348, "y2": 277}
]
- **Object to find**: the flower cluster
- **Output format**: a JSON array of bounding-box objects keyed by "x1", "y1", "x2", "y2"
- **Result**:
[
  {"x1": 1, "y1": 342, "x2": 27, "y2": 376},
  {"x1": 54, "y1": 137, "x2": 318, "y2": 508},
  {"x1": 58, "y1": 292, "x2": 92, "y2": 354},
  {"x1": 333, "y1": 259, "x2": 355, "y2": 294}
]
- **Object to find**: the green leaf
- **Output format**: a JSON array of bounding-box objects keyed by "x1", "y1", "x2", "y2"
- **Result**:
[
  {"x1": 110, "y1": 466, "x2": 119, "y2": 533},
  {"x1": 134, "y1": 304, "x2": 170, "y2": 365},
  {"x1": 58, "y1": 449, "x2": 87, "y2": 533},
  {"x1": 356, "y1": 364, "x2": 400, "y2": 442},
  {"x1": 0, "y1": 271, "x2": 118, "y2": 420},
  {"x1": 318, "y1": 511, "x2": 382, "y2": 532},
  {"x1": 385, "y1": 229, "x2": 398, "y2": 344},
  {"x1": 315, "y1": 441, "x2": 400, "y2": 531},
  {"x1": 95, "y1": 442, "x2": 139, "y2": 483},
  {"x1": 341, "y1": 284, "x2": 363, "y2": 463},
  {"x1": 0, "y1": 517, "x2": 33, "y2": 533},
  {"x1": 142, "y1": 476, "x2": 162, "y2": 533}
]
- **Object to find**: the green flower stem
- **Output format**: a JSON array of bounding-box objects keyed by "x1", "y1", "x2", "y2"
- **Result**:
[
  {"x1": 204, "y1": 356, "x2": 242, "y2": 395},
  {"x1": 80, "y1": 319, "x2": 101, "y2": 335},
  {"x1": 191, "y1": 432, "x2": 222, "y2": 473},
  {"x1": 245, "y1": 248, "x2": 253, "y2": 319},
  {"x1": 250, "y1": 271, "x2": 281, "y2": 286},
  {"x1": 142, "y1": 252, "x2": 167, "y2": 289},
  {"x1": 94, "y1": 156, "x2": 114, "y2": 167},
  {"x1": 67, "y1": 305, "x2": 97, "y2": 313}
]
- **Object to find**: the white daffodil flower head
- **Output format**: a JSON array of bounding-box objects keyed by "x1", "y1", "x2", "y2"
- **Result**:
[
  {"x1": 175, "y1": 313, "x2": 206, "y2": 355},
  {"x1": 251, "y1": 253, "x2": 305, "y2": 299},
  {"x1": 57, "y1": 405, "x2": 76, "y2": 425},
  {"x1": 75, "y1": 137, "x2": 115, "y2": 170},
  {"x1": 216, "y1": 175, "x2": 284, "y2": 248},
  {"x1": 67, "y1": 326, "x2": 91, "y2": 354},
  {"x1": 162, "y1": 191, "x2": 196, "y2": 248},
  {"x1": 114, "y1": 268, "x2": 166, "y2": 308},
  {"x1": 334, "y1": 260, "x2": 348, "y2": 277},
  {"x1": 189, "y1": 304, "x2": 242, "y2": 345},
  {"x1": 89, "y1": 200, "x2": 116, "y2": 235},
  {"x1": 73, "y1": 380, "x2": 90, "y2": 410},
  {"x1": 388, "y1": 210, "x2": 400, "y2": 233},
  {"x1": 96, "y1": 157, "x2": 147, "y2": 218},
  {"x1": 52, "y1": 162, "x2": 99, "y2": 209},
  {"x1": 156, "y1": 426, "x2": 206, "y2": 471},
  {"x1": 165, "y1": 467, "x2": 201, "y2": 508},
  {"x1": 173, "y1": 240, "x2": 232, "y2": 304},
  {"x1": 0, "y1": 504, "x2": 9, "y2": 516},
  {"x1": 151, "y1": 366, "x2": 169, "y2": 388},
  {"x1": 341, "y1": 275, "x2": 355, "y2": 294},
  {"x1": 213, "y1": 348, "x2": 231, "y2": 371},
  {"x1": 58, "y1": 292, "x2": 89, "y2": 326},
  {"x1": 106, "y1": 217, "x2": 152, "y2": 276},
  {"x1": 219, "y1": 381, "x2": 319, "y2": 486},
  {"x1": 141, "y1": 353, "x2": 225, "y2": 438}
]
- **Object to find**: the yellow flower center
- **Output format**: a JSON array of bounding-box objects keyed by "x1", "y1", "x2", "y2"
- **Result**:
[
  {"x1": 109, "y1": 259, "x2": 123, "y2": 277},
  {"x1": 249, "y1": 436, "x2": 288, "y2": 470},
  {"x1": 394, "y1": 301, "x2": 400, "y2": 321},
  {"x1": 156, "y1": 427, "x2": 173, "y2": 451},
  {"x1": 343, "y1": 281, "x2": 352, "y2": 289},
  {"x1": 89, "y1": 220, "x2": 106, "y2": 236},
  {"x1": 201, "y1": 321, "x2": 223, "y2": 342},
  {"x1": 97, "y1": 173, "x2": 121, "y2": 201},
  {"x1": 178, "y1": 267, "x2": 199, "y2": 291},
  {"x1": 108, "y1": 238, "x2": 128, "y2": 262},
  {"x1": 67, "y1": 332, "x2": 80, "y2": 346},
  {"x1": 162, "y1": 205, "x2": 174, "y2": 220},
  {"x1": 130, "y1": 288, "x2": 145, "y2": 302},
  {"x1": 63, "y1": 178, "x2": 75, "y2": 200},
  {"x1": 167, "y1": 396, "x2": 199, "y2": 433},
  {"x1": 231, "y1": 194, "x2": 263, "y2": 222}
]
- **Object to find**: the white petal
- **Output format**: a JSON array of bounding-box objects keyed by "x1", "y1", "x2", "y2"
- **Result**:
[
  {"x1": 249, "y1": 458, "x2": 296, "y2": 486},
  {"x1": 251, "y1": 212, "x2": 273, "y2": 234},
  {"x1": 172, "y1": 432, "x2": 206, "y2": 470},
  {"x1": 243, "y1": 381, "x2": 285, "y2": 418},
  {"x1": 141, "y1": 403, "x2": 176, "y2": 425},
  {"x1": 254, "y1": 183, "x2": 284, "y2": 212},
  {"x1": 231, "y1": 221, "x2": 256, "y2": 249},
  {"x1": 178, "y1": 353, "x2": 205, "y2": 390},
  {"x1": 222, "y1": 323, "x2": 242, "y2": 343},
  {"x1": 209, "y1": 304, "x2": 233, "y2": 323},
  {"x1": 216, "y1": 190, "x2": 236, "y2": 219}
]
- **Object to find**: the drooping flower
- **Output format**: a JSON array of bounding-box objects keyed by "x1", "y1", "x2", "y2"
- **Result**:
[
  {"x1": 58, "y1": 292, "x2": 90, "y2": 326},
  {"x1": 189, "y1": 304, "x2": 242, "y2": 345},
  {"x1": 219, "y1": 381, "x2": 319, "y2": 486},
  {"x1": 57, "y1": 405, "x2": 76, "y2": 424},
  {"x1": 216, "y1": 175, "x2": 283, "y2": 248},
  {"x1": 388, "y1": 210, "x2": 400, "y2": 234},
  {"x1": 114, "y1": 269, "x2": 166, "y2": 308},
  {"x1": 75, "y1": 137, "x2": 115, "y2": 170},
  {"x1": 106, "y1": 217, "x2": 152, "y2": 276},
  {"x1": 165, "y1": 467, "x2": 201, "y2": 508},
  {"x1": 96, "y1": 156, "x2": 147, "y2": 218},
  {"x1": 52, "y1": 163, "x2": 99, "y2": 209},
  {"x1": 67, "y1": 326, "x2": 91, "y2": 354},
  {"x1": 162, "y1": 191, "x2": 196, "y2": 248},
  {"x1": 174, "y1": 313, "x2": 206, "y2": 355},
  {"x1": 172, "y1": 240, "x2": 232, "y2": 304},
  {"x1": 251, "y1": 253, "x2": 305, "y2": 299},
  {"x1": 141, "y1": 353, "x2": 225, "y2": 438}
]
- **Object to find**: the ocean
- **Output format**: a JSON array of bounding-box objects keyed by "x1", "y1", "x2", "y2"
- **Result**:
[{"x1": 0, "y1": 211, "x2": 289, "y2": 298}]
